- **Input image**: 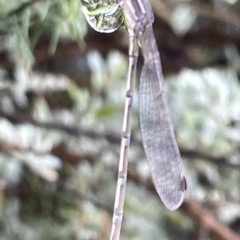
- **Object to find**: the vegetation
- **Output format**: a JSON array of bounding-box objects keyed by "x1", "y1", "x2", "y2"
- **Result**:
[{"x1": 0, "y1": 0, "x2": 240, "y2": 239}]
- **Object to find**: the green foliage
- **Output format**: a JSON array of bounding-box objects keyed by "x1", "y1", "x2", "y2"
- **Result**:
[
  {"x1": 0, "y1": 0, "x2": 87, "y2": 62},
  {"x1": 0, "y1": 0, "x2": 240, "y2": 240}
]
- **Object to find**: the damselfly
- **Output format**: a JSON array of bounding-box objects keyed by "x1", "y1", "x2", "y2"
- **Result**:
[{"x1": 81, "y1": 1, "x2": 187, "y2": 239}]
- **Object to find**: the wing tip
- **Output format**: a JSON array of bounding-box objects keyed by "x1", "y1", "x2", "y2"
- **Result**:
[{"x1": 162, "y1": 176, "x2": 187, "y2": 211}]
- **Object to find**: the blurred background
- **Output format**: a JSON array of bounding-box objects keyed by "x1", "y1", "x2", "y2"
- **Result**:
[{"x1": 0, "y1": 0, "x2": 240, "y2": 239}]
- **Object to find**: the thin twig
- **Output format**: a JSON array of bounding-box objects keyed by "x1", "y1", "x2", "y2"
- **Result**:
[{"x1": 0, "y1": 108, "x2": 239, "y2": 169}]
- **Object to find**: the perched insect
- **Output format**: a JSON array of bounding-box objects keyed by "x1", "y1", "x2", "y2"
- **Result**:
[{"x1": 81, "y1": 1, "x2": 187, "y2": 239}]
